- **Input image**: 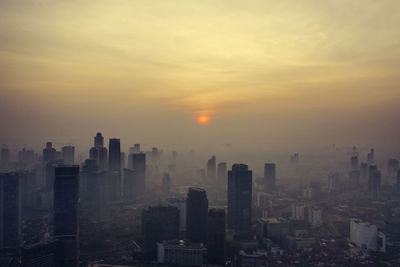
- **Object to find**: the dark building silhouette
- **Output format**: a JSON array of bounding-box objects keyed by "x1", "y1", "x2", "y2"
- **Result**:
[
  {"x1": 368, "y1": 164, "x2": 377, "y2": 192},
  {"x1": 94, "y1": 132, "x2": 104, "y2": 148},
  {"x1": 186, "y1": 187, "x2": 208, "y2": 243},
  {"x1": 264, "y1": 163, "x2": 276, "y2": 192},
  {"x1": 388, "y1": 159, "x2": 399, "y2": 178},
  {"x1": 217, "y1": 162, "x2": 227, "y2": 185},
  {"x1": 141, "y1": 205, "x2": 179, "y2": 252},
  {"x1": 19, "y1": 148, "x2": 34, "y2": 164},
  {"x1": 45, "y1": 160, "x2": 63, "y2": 192},
  {"x1": 20, "y1": 239, "x2": 59, "y2": 267},
  {"x1": 54, "y1": 166, "x2": 79, "y2": 267},
  {"x1": 207, "y1": 208, "x2": 226, "y2": 265},
  {"x1": 367, "y1": 148, "x2": 374, "y2": 164},
  {"x1": 228, "y1": 164, "x2": 252, "y2": 232},
  {"x1": 0, "y1": 172, "x2": 21, "y2": 249},
  {"x1": 132, "y1": 153, "x2": 146, "y2": 195},
  {"x1": 61, "y1": 146, "x2": 75, "y2": 165},
  {"x1": 349, "y1": 170, "x2": 360, "y2": 188},
  {"x1": 350, "y1": 155, "x2": 359, "y2": 171},
  {"x1": 162, "y1": 173, "x2": 171, "y2": 196},
  {"x1": 207, "y1": 156, "x2": 216, "y2": 181},
  {"x1": 108, "y1": 138, "x2": 121, "y2": 172},
  {"x1": 1, "y1": 146, "x2": 10, "y2": 170},
  {"x1": 368, "y1": 165, "x2": 381, "y2": 199},
  {"x1": 90, "y1": 133, "x2": 108, "y2": 171},
  {"x1": 43, "y1": 142, "x2": 56, "y2": 162},
  {"x1": 360, "y1": 162, "x2": 368, "y2": 182},
  {"x1": 123, "y1": 168, "x2": 136, "y2": 200}
]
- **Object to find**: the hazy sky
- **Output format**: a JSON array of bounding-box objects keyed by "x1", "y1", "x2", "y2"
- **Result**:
[{"x1": 0, "y1": 0, "x2": 399, "y2": 151}]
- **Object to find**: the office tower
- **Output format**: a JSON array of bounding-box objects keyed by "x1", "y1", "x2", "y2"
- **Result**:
[
  {"x1": 61, "y1": 146, "x2": 75, "y2": 165},
  {"x1": 94, "y1": 132, "x2": 104, "y2": 148},
  {"x1": 328, "y1": 172, "x2": 340, "y2": 192},
  {"x1": 132, "y1": 153, "x2": 146, "y2": 194},
  {"x1": 54, "y1": 166, "x2": 79, "y2": 267},
  {"x1": 89, "y1": 147, "x2": 98, "y2": 163},
  {"x1": 1, "y1": 146, "x2": 10, "y2": 170},
  {"x1": 141, "y1": 205, "x2": 179, "y2": 252},
  {"x1": 350, "y1": 155, "x2": 359, "y2": 171},
  {"x1": 0, "y1": 172, "x2": 21, "y2": 248},
  {"x1": 368, "y1": 164, "x2": 377, "y2": 192},
  {"x1": 207, "y1": 156, "x2": 216, "y2": 181},
  {"x1": 227, "y1": 164, "x2": 252, "y2": 232},
  {"x1": 123, "y1": 168, "x2": 136, "y2": 200},
  {"x1": 397, "y1": 170, "x2": 400, "y2": 195},
  {"x1": 133, "y1": 144, "x2": 140, "y2": 153},
  {"x1": 108, "y1": 139, "x2": 121, "y2": 172},
  {"x1": 186, "y1": 187, "x2": 208, "y2": 243},
  {"x1": 166, "y1": 197, "x2": 186, "y2": 231},
  {"x1": 370, "y1": 169, "x2": 381, "y2": 199},
  {"x1": 108, "y1": 171, "x2": 121, "y2": 201},
  {"x1": 21, "y1": 239, "x2": 58, "y2": 267},
  {"x1": 217, "y1": 162, "x2": 227, "y2": 185},
  {"x1": 98, "y1": 147, "x2": 108, "y2": 170},
  {"x1": 162, "y1": 173, "x2": 171, "y2": 196},
  {"x1": 207, "y1": 209, "x2": 226, "y2": 265},
  {"x1": 45, "y1": 160, "x2": 63, "y2": 192},
  {"x1": 349, "y1": 170, "x2": 360, "y2": 188},
  {"x1": 257, "y1": 217, "x2": 289, "y2": 245},
  {"x1": 367, "y1": 148, "x2": 375, "y2": 164},
  {"x1": 388, "y1": 159, "x2": 399, "y2": 179},
  {"x1": 264, "y1": 163, "x2": 276, "y2": 192},
  {"x1": 20, "y1": 171, "x2": 36, "y2": 213},
  {"x1": 43, "y1": 142, "x2": 56, "y2": 162},
  {"x1": 360, "y1": 163, "x2": 368, "y2": 182}
]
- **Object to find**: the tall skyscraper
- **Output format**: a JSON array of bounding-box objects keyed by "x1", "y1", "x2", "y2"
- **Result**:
[
  {"x1": 0, "y1": 172, "x2": 21, "y2": 249},
  {"x1": 141, "y1": 205, "x2": 179, "y2": 252},
  {"x1": 186, "y1": 187, "x2": 208, "y2": 243},
  {"x1": 162, "y1": 173, "x2": 171, "y2": 197},
  {"x1": 94, "y1": 132, "x2": 104, "y2": 148},
  {"x1": 133, "y1": 144, "x2": 140, "y2": 153},
  {"x1": 368, "y1": 164, "x2": 377, "y2": 193},
  {"x1": 207, "y1": 208, "x2": 226, "y2": 265},
  {"x1": 228, "y1": 164, "x2": 252, "y2": 232},
  {"x1": 132, "y1": 153, "x2": 146, "y2": 194},
  {"x1": 207, "y1": 156, "x2": 216, "y2": 181},
  {"x1": 350, "y1": 155, "x2": 359, "y2": 171},
  {"x1": 388, "y1": 159, "x2": 399, "y2": 179},
  {"x1": 54, "y1": 166, "x2": 79, "y2": 267},
  {"x1": 264, "y1": 163, "x2": 276, "y2": 192},
  {"x1": 61, "y1": 146, "x2": 75, "y2": 165},
  {"x1": 0, "y1": 145, "x2": 10, "y2": 170},
  {"x1": 367, "y1": 148, "x2": 375, "y2": 164},
  {"x1": 43, "y1": 142, "x2": 56, "y2": 162},
  {"x1": 108, "y1": 138, "x2": 121, "y2": 172},
  {"x1": 217, "y1": 162, "x2": 227, "y2": 185},
  {"x1": 123, "y1": 168, "x2": 136, "y2": 200},
  {"x1": 360, "y1": 162, "x2": 368, "y2": 182}
]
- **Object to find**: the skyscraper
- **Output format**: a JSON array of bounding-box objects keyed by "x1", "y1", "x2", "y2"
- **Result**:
[
  {"x1": 228, "y1": 164, "x2": 252, "y2": 232},
  {"x1": 94, "y1": 132, "x2": 104, "y2": 148},
  {"x1": 186, "y1": 187, "x2": 208, "y2": 243},
  {"x1": 207, "y1": 208, "x2": 226, "y2": 265},
  {"x1": 61, "y1": 146, "x2": 75, "y2": 165},
  {"x1": 360, "y1": 162, "x2": 368, "y2": 182},
  {"x1": 54, "y1": 166, "x2": 79, "y2": 267},
  {"x1": 132, "y1": 153, "x2": 146, "y2": 194},
  {"x1": 108, "y1": 138, "x2": 121, "y2": 172},
  {"x1": 217, "y1": 162, "x2": 227, "y2": 185},
  {"x1": 43, "y1": 142, "x2": 56, "y2": 162},
  {"x1": 350, "y1": 155, "x2": 359, "y2": 171},
  {"x1": 207, "y1": 156, "x2": 216, "y2": 181},
  {"x1": 264, "y1": 163, "x2": 276, "y2": 192},
  {"x1": 368, "y1": 164, "x2": 377, "y2": 193},
  {"x1": 0, "y1": 145, "x2": 10, "y2": 170},
  {"x1": 0, "y1": 172, "x2": 21, "y2": 249},
  {"x1": 388, "y1": 159, "x2": 399, "y2": 179},
  {"x1": 162, "y1": 173, "x2": 171, "y2": 197},
  {"x1": 367, "y1": 148, "x2": 375, "y2": 164}
]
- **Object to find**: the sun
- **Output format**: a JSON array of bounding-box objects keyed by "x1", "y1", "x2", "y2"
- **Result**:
[{"x1": 196, "y1": 115, "x2": 210, "y2": 125}]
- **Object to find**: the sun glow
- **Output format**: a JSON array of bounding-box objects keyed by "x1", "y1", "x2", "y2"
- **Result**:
[{"x1": 196, "y1": 116, "x2": 210, "y2": 125}]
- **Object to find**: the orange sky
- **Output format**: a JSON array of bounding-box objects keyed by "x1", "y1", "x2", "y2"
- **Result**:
[{"x1": 0, "y1": 0, "x2": 399, "y2": 150}]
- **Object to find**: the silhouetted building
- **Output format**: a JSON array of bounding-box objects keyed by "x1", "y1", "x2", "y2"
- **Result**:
[
  {"x1": 43, "y1": 142, "x2": 56, "y2": 162},
  {"x1": 1, "y1": 146, "x2": 10, "y2": 170},
  {"x1": 45, "y1": 160, "x2": 63, "y2": 192},
  {"x1": 94, "y1": 132, "x2": 104, "y2": 148},
  {"x1": 388, "y1": 159, "x2": 399, "y2": 179},
  {"x1": 360, "y1": 162, "x2": 368, "y2": 182},
  {"x1": 368, "y1": 164, "x2": 377, "y2": 192},
  {"x1": 349, "y1": 170, "x2": 360, "y2": 188},
  {"x1": 186, "y1": 187, "x2": 208, "y2": 243},
  {"x1": 228, "y1": 164, "x2": 252, "y2": 232},
  {"x1": 19, "y1": 148, "x2": 34, "y2": 164},
  {"x1": 328, "y1": 172, "x2": 340, "y2": 192},
  {"x1": 350, "y1": 155, "x2": 359, "y2": 171},
  {"x1": 367, "y1": 148, "x2": 374, "y2": 164},
  {"x1": 207, "y1": 156, "x2": 216, "y2": 181},
  {"x1": 133, "y1": 144, "x2": 140, "y2": 153},
  {"x1": 162, "y1": 173, "x2": 171, "y2": 196},
  {"x1": 0, "y1": 172, "x2": 21, "y2": 249},
  {"x1": 123, "y1": 168, "x2": 136, "y2": 200},
  {"x1": 264, "y1": 163, "x2": 276, "y2": 192},
  {"x1": 108, "y1": 138, "x2": 121, "y2": 172},
  {"x1": 207, "y1": 208, "x2": 226, "y2": 265},
  {"x1": 141, "y1": 205, "x2": 179, "y2": 252},
  {"x1": 368, "y1": 165, "x2": 381, "y2": 199},
  {"x1": 132, "y1": 153, "x2": 146, "y2": 195},
  {"x1": 166, "y1": 197, "x2": 186, "y2": 231},
  {"x1": 61, "y1": 146, "x2": 75, "y2": 165},
  {"x1": 217, "y1": 162, "x2": 227, "y2": 185},
  {"x1": 54, "y1": 166, "x2": 79, "y2": 267}
]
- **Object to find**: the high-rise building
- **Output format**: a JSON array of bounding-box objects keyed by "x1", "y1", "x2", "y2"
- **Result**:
[
  {"x1": 166, "y1": 197, "x2": 186, "y2": 231},
  {"x1": 349, "y1": 170, "x2": 360, "y2": 188},
  {"x1": 0, "y1": 172, "x2": 21, "y2": 249},
  {"x1": 350, "y1": 219, "x2": 385, "y2": 252},
  {"x1": 108, "y1": 139, "x2": 121, "y2": 172},
  {"x1": 54, "y1": 166, "x2": 79, "y2": 267},
  {"x1": 123, "y1": 168, "x2": 136, "y2": 200},
  {"x1": 360, "y1": 162, "x2": 368, "y2": 182},
  {"x1": 141, "y1": 205, "x2": 179, "y2": 252},
  {"x1": 186, "y1": 187, "x2": 208, "y2": 243},
  {"x1": 370, "y1": 169, "x2": 381, "y2": 199},
  {"x1": 207, "y1": 156, "x2": 216, "y2": 181},
  {"x1": 227, "y1": 164, "x2": 252, "y2": 232},
  {"x1": 133, "y1": 144, "x2": 140, "y2": 153},
  {"x1": 61, "y1": 146, "x2": 75, "y2": 165},
  {"x1": 162, "y1": 173, "x2": 171, "y2": 196},
  {"x1": 0, "y1": 145, "x2": 10, "y2": 170},
  {"x1": 94, "y1": 132, "x2": 104, "y2": 148},
  {"x1": 264, "y1": 163, "x2": 276, "y2": 192},
  {"x1": 367, "y1": 148, "x2": 375, "y2": 164},
  {"x1": 217, "y1": 162, "x2": 227, "y2": 185},
  {"x1": 207, "y1": 208, "x2": 226, "y2": 265},
  {"x1": 388, "y1": 159, "x2": 399, "y2": 179},
  {"x1": 132, "y1": 153, "x2": 146, "y2": 194},
  {"x1": 43, "y1": 142, "x2": 56, "y2": 162},
  {"x1": 350, "y1": 155, "x2": 359, "y2": 171}
]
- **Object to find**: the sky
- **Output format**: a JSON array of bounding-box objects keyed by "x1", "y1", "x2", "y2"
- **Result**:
[{"x1": 0, "y1": 0, "x2": 399, "y2": 152}]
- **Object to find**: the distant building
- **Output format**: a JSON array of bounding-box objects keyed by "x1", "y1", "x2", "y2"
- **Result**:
[
  {"x1": 61, "y1": 146, "x2": 75, "y2": 165},
  {"x1": 360, "y1": 162, "x2": 368, "y2": 182},
  {"x1": 94, "y1": 132, "x2": 104, "y2": 148},
  {"x1": 217, "y1": 162, "x2": 227, "y2": 185},
  {"x1": 131, "y1": 153, "x2": 146, "y2": 195},
  {"x1": 307, "y1": 207, "x2": 322, "y2": 227},
  {"x1": 123, "y1": 168, "x2": 136, "y2": 200},
  {"x1": 108, "y1": 139, "x2": 121, "y2": 172},
  {"x1": 141, "y1": 205, "x2": 179, "y2": 252},
  {"x1": 43, "y1": 142, "x2": 56, "y2": 162},
  {"x1": 264, "y1": 163, "x2": 276, "y2": 192},
  {"x1": 207, "y1": 208, "x2": 226, "y2": 265},
  {"x1": 228, "y1": 164, "x2": 252, "y2": 232},
  {"x1": 350, "y1": 219, "x2": 385, "y2": 252},
  {"x1": 368, "y1": 165, "x2": 381, "y2": 199},
  {"x1": 186, "y1": 187, "x2": 208, "y2": 243},
  {"x1": 166, "y1": 197, "x2": 186, "y2": 231},
  {"x1": 388, "y1": 159, "x2": 399, "y2": 179},
  {"x1": 0, "y1": 172, "x2": 21, "y2": 249},
  {"x1": 161, "y1": 173, "x2": 171, "y2": 196},
  {"x1": 90, "y1": 132, "x2": 108, "y2": 170},
  {"x1": 157, "y1": 240, "x2": 207, "y2": 266},
  {"x1": 349, "y1": 170, "x2": 360, "y2": 188},
  {"x1": 350, "y1": 155, "x2": 359, "y2": 171},
  {"x1": 291, "y1": 203, "x2": 305, "y2": 221},
  {"x1": 207, "y1": 156, "x2": 216, "y2": 181},
  {"x1": 328, "y1": 172, "x2": 340, "y2": 192},
  {"x1": 367, "y1": 148, "x2": 374, "y2": 164},
  {"x1": 257, "y1": 217, "x2": 289, "y2": 244},
  {"x1": 54, "y1": 166, "x2": 80, "y2": 267}
]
